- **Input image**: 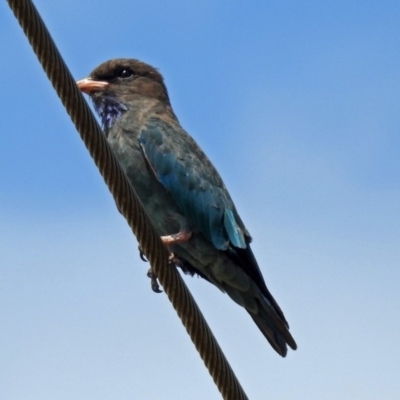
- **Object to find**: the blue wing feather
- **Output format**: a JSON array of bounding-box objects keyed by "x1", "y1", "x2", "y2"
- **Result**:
[
  {"x1": 138, "y1": 118, "x2": 247, "y2": 250},
  {"x1": 224, "y1": 209, "x2": 246, "y2": 248}
]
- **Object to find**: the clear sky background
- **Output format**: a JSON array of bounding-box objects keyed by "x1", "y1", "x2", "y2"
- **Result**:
[{"x1": 1, "y1": 1, "x2": 400, "y2": 399}]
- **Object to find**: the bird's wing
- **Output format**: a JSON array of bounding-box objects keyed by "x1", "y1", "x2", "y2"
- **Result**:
[
  {"x1": 138, "y1": 117, "x2": 249, "y2": 251},
  {"x1": 138, "y1": 117, "x2": 287, "y2": 321}
]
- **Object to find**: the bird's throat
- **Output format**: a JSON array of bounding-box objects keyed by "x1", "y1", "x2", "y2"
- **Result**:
[{"x1": 93, "y1": 96, "x2": 128, "y2": 134}]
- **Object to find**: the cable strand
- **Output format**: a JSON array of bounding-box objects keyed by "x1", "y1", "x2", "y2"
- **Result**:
[{"x1": 7, "y1": 1, "x2": 249, "y2": 399}]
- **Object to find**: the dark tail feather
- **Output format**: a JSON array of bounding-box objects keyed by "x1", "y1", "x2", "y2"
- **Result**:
[{"x1": 249, "y1": 300, "x2": 297, "y2": 357}]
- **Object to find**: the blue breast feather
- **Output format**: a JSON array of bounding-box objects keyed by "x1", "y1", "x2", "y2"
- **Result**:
[{"x1": 138, "y1": 119, "x2": 247, "y2": 250}]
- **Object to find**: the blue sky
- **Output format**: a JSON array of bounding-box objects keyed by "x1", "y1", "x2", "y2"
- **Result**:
[{"x1": 1, "y1": 1, "x2": 400, "y2": 399}]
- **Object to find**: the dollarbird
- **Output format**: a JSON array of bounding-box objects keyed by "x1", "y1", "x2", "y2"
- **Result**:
[{"x1": 76, "y1": 59, "x2": 297, "y2": 357}]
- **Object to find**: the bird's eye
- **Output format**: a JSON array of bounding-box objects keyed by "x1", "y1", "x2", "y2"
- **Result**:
[{"x1": 117, "y1": 67, "x2": 134, "y2": 79}]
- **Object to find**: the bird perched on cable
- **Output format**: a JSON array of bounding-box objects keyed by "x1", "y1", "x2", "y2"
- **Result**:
[{"x1": 77, "y1": 59, "x2": 297, "y2": 356}]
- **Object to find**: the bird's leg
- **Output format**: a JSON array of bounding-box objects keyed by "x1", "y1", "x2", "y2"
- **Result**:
[
  {"x1": 138, "y1": 230, "x2": 191, "y2": 260},
  {"x1": 160, "y1": 230, "x2": 192, "y2": 245},
  {"x1": 161, "y1": 230, "x2": 192, "y2": 267},
  {"x1": 140, "y1": 231, "x2": 192, "y2": 293}
]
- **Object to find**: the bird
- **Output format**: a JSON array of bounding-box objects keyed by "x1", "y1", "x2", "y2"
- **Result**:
[{"x1": 76, "y1": 59, "x2": 297, "y2": 357}]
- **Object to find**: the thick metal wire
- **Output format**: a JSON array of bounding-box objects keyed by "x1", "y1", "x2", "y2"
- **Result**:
[{"x1": 6, "y1": 1, "x2": 249, "y2": 399}]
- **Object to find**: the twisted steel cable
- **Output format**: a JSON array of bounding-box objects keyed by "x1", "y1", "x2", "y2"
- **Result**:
[{"x1": 6, "y1": 1, "x2": 249, "y2": 399}]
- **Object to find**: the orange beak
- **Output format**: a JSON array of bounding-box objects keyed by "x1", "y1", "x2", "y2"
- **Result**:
[{"x1": 76, "y1": 78, "x2": 109, "y2": 94}]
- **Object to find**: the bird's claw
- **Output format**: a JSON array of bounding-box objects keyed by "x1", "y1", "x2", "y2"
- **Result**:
[
  {"x1": 146, "y1": 253, "x2": 183, "y2": 293},
  {"x1": 138, "y1": 245, "x2": 148, "y2": 262},
  {"x1": 147, "y1": 268, "x2": 162, "y2": 293},
  {"x1": 140, "y1": 246, "x2": 161, "y2": 292}
]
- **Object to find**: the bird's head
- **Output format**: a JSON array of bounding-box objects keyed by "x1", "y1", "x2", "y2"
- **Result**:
[{"x1": 77, "y1": 59, "x2": 171, "y2": 131}]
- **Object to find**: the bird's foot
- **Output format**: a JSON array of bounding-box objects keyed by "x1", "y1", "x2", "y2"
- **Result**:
[
  {"x1": 141, "y1": 232, "x2": 190, "y2": 293},
  {"x1": 161, "y1": 230, "x2": 192, "y2": 245},
  {"x1": 139, "y1": 229, "x2": 191, "y2": 261},
  {"x1": 147, "y1": 267, "x2": 162, "y2": 293},
  {"x1": 146, "y1": 252, "x2": 182, "y2": 294}
]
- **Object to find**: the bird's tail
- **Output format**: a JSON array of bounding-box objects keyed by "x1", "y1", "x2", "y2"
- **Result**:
[{"x1": 248, "y1": 297, "x2": 297, "y2": 357}]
